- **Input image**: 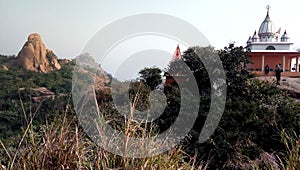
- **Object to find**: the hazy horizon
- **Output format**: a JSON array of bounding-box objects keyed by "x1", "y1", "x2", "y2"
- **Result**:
[{"x1": 1, "y1": 0, "x2": 300, "y2": 59}]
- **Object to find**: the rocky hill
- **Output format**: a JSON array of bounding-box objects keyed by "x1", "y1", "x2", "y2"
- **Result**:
[{"x1": 14, "y1": 33, "x2": 61, "y2": 73}]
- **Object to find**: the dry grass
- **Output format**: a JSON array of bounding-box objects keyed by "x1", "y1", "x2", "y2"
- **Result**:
[
  {"x1": 1, "y1": 88, "x2": 299, "y2": 169},
  {"x1": 224, "y1": 129, "x2": 300, "y2": 170},
  {"x1": 278, "y1": 129, "x2": 300, "y2": 170},
  {"x1": 0, "y1": 95, "x2": 207, "y2": 170}
]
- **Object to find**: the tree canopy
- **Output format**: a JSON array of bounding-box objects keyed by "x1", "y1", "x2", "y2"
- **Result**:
[{"x1": 138, "y1": 67, "x2": 162, "y2": 90}]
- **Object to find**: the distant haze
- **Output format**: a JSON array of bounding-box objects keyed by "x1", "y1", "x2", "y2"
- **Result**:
[
  {"x1": 113, "y1": 50, "x2": 172, "y2": 81},
  {"x1": 1, "y1": 0, "x2": 300, "y2": 58}
]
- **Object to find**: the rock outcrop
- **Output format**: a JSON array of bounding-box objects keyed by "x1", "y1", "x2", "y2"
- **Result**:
[
  {"x1": 74, "y1": 53, "x2": 112, "y2": 103},
  {"x1": 46, "y1": 49, "x2": 61, "y2": 70},
  {"x1": 18, "y1": 87, "x2": 67, "y2": 103},
  {"x1": 1, "y1": 64, "x2": 9, "y2": 71},
  {"x1": 58, "y1": 58, "x2": 70, "y2": 65},
  {"x1": 16, "y1": 33, "x2": 61, "y2": 73}
]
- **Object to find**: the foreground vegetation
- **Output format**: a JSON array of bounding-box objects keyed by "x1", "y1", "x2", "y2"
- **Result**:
[
  {"x1": 0, "y1": 105, "x2": 206, "y2": 169},
  {"x1": 0, "y1": 44, "x2": 300, "y2": 169}
]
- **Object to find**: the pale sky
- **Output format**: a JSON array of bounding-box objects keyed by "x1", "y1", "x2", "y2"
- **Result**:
[{"x1": 1, "y1": 0, "x2": 300, "y2": 59}]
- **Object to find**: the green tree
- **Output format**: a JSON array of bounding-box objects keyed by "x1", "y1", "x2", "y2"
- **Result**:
[
  {"x1": 177, "y1": 45, "x2": 300, "y2": 169},
  {"x1": 138, "y1": 67, "x2": 162, "y2": 90}
]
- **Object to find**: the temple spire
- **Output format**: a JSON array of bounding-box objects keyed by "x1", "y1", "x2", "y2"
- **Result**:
[
  {"x1": 266, "y1": 5, "x2": 270, "y2": 17},
  {"x1": 172, "y1": 44, "x2": 181, "y2": 60}
]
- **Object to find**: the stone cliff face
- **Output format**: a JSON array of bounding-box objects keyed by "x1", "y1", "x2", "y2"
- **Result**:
[{"x1": 16, "y1": 33, "x2": 61, "y2": 73}]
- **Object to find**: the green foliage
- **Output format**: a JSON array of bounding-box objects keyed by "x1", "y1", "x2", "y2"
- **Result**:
[
  {"x1": 176, "y1": 45, "x2": 300, "y2": 169},
  {"x1": 128, "y1": 81, "x2": 151, "y2": 111},
  {"x1": 218, "y1": 44, "x2": 251, "y2": 71},
  {"x1": 0, "y1": 56, "x2": 75, "y2": 141},
  {"x1": 1, "y1": 41, "x2": 300, "y2": 169},
  {"x1": 168, "y1": 46, "x2": 217, "y2": 92},
  {"x1": 138, "y1": 67, "x2": 162, "y2": 90},
  {"x1": 0, "y1": 54, "x2": 16, "y2": 64}
]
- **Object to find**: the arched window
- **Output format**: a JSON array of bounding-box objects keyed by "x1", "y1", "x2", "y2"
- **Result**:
[{"x1": 266, "y1": 46, "x2": 276, "y2": 50}]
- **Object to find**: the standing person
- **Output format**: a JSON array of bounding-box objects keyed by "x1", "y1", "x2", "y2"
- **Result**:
[
  {"x1": 264, "y1": 64, "x2": 270, "y2": 75},
  {"x1": 275, "y1": 64, "x2": 281, "y2": 85}
]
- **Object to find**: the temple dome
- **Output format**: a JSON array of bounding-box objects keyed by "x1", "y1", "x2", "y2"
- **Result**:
[{"x1": 258, "y1": 11, "x2": 276, "y2": 39}]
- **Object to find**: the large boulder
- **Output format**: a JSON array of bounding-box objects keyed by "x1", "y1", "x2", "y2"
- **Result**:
[{"x1": 16, "y1": 33, "x2": 61, "y2": 72}]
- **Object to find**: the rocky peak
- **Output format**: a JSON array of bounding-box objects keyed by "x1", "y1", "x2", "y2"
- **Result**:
[{"x1": 16, "y1": 33, "x2": 61, "y2": 73}]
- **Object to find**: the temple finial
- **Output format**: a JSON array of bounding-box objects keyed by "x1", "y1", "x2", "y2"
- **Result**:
[{"x1": 266, "y1": 5, "x2": 271, "y2": 17}]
